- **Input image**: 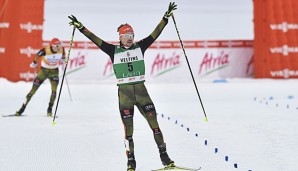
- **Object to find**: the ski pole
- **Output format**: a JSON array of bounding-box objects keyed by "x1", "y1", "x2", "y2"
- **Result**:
[
  {"x1": 52, "y1": 26, "x2": 76, "y2": 125},
  {"x1": 171, "y1": 14, "x2": 208, "y2": 122},
  {"x1": 61, "y1": 62, "x2": 73, "y2": 101},
  {"x1": 65, "y1": 75, "x2": 73, "y2": 102}
]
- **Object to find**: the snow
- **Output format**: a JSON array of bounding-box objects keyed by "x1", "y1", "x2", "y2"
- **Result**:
[{"x1": 1, "y1": 78, "x2": 298, "y2": 171}]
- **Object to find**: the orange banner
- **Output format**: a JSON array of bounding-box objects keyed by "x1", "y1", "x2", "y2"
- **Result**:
[
  {"x1": 0, "y1": 0, "x2": 44, "y2": 82},
  {"x1": 254, "y1": 0, "x2": 298, "y2": 78}
]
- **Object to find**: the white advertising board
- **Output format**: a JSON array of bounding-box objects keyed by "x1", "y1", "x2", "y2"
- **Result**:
[{"x1": 53, "y1": 40, "x2": 253, "y2": 83}]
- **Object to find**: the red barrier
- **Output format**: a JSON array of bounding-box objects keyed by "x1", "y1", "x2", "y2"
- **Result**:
[
  {"x1": 254, "y1": 0, "x2": 298, "y2": 78},
  {"x1": 0, "y1": 0, "x2": 44, "y2": 82}
]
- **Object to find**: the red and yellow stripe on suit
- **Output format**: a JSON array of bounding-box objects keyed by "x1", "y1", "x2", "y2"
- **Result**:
[{"x1": 41, "y1": 46, "x2": 65, "y2": 69}]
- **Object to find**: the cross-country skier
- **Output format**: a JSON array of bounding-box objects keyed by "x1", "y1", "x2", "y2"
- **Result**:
[
  {"x1": 15, "y1": 38, "x2": 66, "y2": 117},
  {"x1": 69, "y1": 2, "x2": 177, "y2": 171}
]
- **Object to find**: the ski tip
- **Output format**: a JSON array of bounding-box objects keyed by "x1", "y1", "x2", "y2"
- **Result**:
[
  {"x1": 204, "y1": 117, "x2": 208, "y2": 122},
  {"x1": 2, "y1": 114, "x2": 25, "y2": 117},
  {"x1": 52, "y1": 121, "x2": 56, "y2": 126}
]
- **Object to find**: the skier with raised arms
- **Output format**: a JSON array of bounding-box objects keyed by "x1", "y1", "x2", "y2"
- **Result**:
[{"x1": 68, "y1": 2, "x2": 177, "y2": 171}]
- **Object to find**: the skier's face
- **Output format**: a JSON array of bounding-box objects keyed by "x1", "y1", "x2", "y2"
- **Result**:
[
  {"x1": 120, "y1": 32, "x2": 134, "y2": 48},
  {"x1": 52, "y1": 43, "x2": 61, "y2": 52}
]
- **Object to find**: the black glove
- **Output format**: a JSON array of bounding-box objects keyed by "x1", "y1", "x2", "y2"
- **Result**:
[
  {"x1": 68, "y1": 15, "x2": 83, "y2": 29},
  {"x1": 164, "y1": 2, "x2": 177, "y2": 19}
]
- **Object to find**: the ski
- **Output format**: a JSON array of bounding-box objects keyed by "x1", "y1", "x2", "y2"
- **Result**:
[
  {"x1": 152, "y1": 165, "x2": 201, "y2": 171},
  {"x1": 2, "y1": 114, "x2": 26, "y2": 117},
  {"x1": 2, "y1": 114, "x2": 56, "y2": 118}
]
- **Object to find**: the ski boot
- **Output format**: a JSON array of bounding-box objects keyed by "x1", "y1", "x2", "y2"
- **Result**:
[
  {"x1": 16, "y1": 104, "x2": 26, "y2": 116},
  {"x1": 47, "y1": 104, "x2": 53, "y2": 117},
  {"x1": 159, "y1": 144, "x2": 175, "y2": 167},
  {"x1": 127, "y1": 152, "x2": 136, "y2": 171}
]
